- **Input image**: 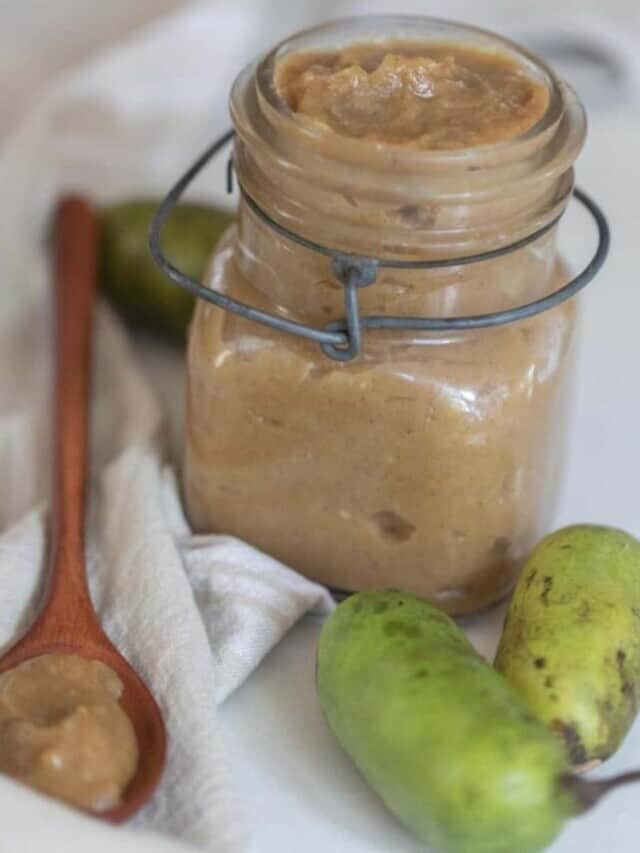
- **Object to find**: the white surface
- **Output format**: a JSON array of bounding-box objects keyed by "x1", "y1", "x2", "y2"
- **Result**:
[
  {"x1": 3, "y1": 2, "x2": 640, "y2": 852},
  {"x1": 218, "y1": 107, "x2": 640, "y2": 853}
]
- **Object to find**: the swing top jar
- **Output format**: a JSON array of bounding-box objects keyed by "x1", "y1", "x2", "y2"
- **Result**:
[{"x1": 184, "y1": 16, "x2": 587, "y2": 614}]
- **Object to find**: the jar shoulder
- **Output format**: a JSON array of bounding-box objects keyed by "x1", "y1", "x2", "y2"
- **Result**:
[{"x1": 194, "y1": 237, "x2": 578, "y2": 389}]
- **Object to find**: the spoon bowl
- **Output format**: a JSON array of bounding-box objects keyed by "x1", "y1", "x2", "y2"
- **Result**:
[{"x1": 0, "y1": 630, "x2": 166, "y2": 823}]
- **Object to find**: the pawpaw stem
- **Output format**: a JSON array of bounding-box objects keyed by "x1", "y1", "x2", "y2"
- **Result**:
[{"x1": 564, "y1": 771, "x2": 640, "y2": 813}]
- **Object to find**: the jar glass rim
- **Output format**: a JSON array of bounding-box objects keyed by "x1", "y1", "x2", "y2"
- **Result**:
[
  {"x1": 229, "y1": 14, "x2": 586, "y2": 258},
  {"x1": 254, "y1": 14, "x2": 566, "y2": 164}
]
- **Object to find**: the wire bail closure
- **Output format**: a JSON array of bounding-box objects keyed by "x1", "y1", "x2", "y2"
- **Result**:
[{"x1": 149, "y1": 130, "x2": 610, "y2": 362}]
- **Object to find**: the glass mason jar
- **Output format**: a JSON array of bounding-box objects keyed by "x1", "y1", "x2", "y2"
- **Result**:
[{"x1": 184, "y1": 16, "x2": 587, "y2": 614}]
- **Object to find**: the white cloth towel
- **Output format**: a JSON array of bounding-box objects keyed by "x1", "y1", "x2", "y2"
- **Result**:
[{"x1": 0, "y1": 2, "x2": 333, "y2": 851}]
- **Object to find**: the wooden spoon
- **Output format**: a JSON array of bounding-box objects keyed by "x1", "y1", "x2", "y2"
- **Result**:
[{"x1": 0, "y1": 195, "x2": 167, "y2": 822}]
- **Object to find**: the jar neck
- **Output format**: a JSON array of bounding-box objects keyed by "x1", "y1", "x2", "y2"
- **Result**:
[
  {"x1": 234, "y1": 198, "x2": 562, "y2": 326},
  {"x1": 230, "y1": 18, "x2": 585, "y2": 262}
]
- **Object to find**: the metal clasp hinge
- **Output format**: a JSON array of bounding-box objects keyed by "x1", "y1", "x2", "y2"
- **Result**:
[{"x1": 321, "y1": 255, "x2": 378, "y2": 361}]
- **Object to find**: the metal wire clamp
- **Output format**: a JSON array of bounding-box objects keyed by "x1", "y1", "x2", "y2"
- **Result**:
[{"x1": 149, "y1": 129, "x2": 610, "y2": 362}]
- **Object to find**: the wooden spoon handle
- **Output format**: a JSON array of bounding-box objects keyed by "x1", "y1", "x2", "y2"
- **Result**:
[{"x1": 41, "y1": 196, "x2": 99, "y2": 632}]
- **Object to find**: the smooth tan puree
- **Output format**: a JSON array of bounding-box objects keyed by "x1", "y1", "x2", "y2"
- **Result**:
[
  {"x1": 276, "y1": 41, "x2": 549, "y2": 149},
  {"x1": 0, "y1": 654, "x2": 138, "y2": 811},
  {"x1": 185, "y1": 33, "x2": 581, "y2": 614}
]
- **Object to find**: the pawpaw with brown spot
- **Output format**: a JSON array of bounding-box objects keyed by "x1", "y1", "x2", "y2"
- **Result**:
[{"x1": 495, "y1": 525, "x2": 640, "y2": 768}]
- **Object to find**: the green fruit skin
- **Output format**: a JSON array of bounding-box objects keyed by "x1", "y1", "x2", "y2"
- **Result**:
[
  {"x1": 495, "y1": 525, "x2": 640, "y2": 767},
  {"x1": 317, "y1": 590, "x2": 575, "y2": 853},
  {"x1": 100, "y1": 200, "x2": 233, "y2": 341}
]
